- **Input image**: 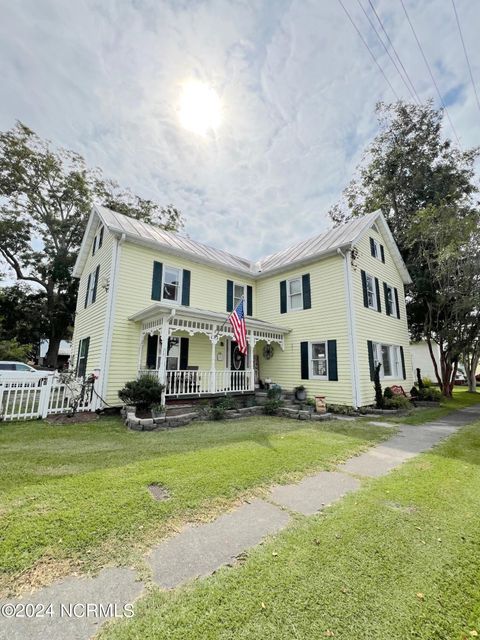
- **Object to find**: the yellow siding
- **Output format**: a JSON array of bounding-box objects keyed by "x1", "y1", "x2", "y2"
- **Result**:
[
  {"x1": 353, "y1": 228, "x2": 413, "y2": 405},
  {"x1": 255, "y1": 255, "x2": 353, "y2": 405},
  {"x1": 106, "y1": 242, "x2": 255, "y2": 404},
  {"x1": 71, "y1": 228, "x2": 114, "y2": 374}
]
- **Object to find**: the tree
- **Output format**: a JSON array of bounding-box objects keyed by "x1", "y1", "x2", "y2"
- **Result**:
[
  {"x1": 330, "y1": 101, "x2": 480, "y2": 396},
  {"x1": 0, "y1": 336, "x2": 31, "y2": 361},
  {"x1": 0, "y1": 122, "x2": 184, "y2": 367},
  {"x1": 0, "y1": 285, "x2": 49, "y2": 358}
]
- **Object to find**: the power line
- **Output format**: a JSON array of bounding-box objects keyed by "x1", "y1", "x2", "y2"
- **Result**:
[
  {"x1": 356, "y1": 0, "x2": 419, "y2": 104},
  {"x1": 336, "y1": 0, "x2": 401, "y2": 101},
  {"x1": 367, "y1": 0, "x2": 421, "y2": 104},
  {"x1": 451, "y1": 0, "x2": 480, "y2": 117},
  {"x1": 399, "y1": 0, "x2": 462, "y2": 147}
]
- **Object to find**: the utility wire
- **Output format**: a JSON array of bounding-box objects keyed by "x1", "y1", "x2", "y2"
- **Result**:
[
  {"x1": 451, "y1": 0, "x2": 480, "y2": 117},
  {"x1": 356, "y1": 0, "x2": 419, "y2": 104},
  {"x1": 337, "y1": 0, "x2": 401, "y2": 101},
  {"x1": 367, "y1": 0, "x2": 421, "y2": 104},
  {"x1": 400, "y1": 0, "x2": 462, "y2": 147}
]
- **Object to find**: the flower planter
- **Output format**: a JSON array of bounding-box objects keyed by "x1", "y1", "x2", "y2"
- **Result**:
[{"x1": 295, "y1": 389, "x2": 307, "y2": 401}]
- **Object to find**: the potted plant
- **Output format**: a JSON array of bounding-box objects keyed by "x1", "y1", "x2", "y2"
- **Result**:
[
  {"x1": 295, "y1": 385, "x2": 307, "y2": 401},
  {"x1": 151, "y1": 403, "x2": 166, "y2": 420},
  {"x1": 118, "y1": 374, "x2": 165, "y2": 417}
]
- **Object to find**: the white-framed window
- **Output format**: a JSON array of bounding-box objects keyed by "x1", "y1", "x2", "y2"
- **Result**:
[
  {"x1": 365, "y1": 273, "x2": 377, "y2": 310},
  {"x1": 233, "y1": 282, "x2": 246, "y2": 308},
  {"x1": 373, "y1": 343, "x2": 401, "y2": 379},
  {"x1": 310, "y1": 341, "x2": 328, "y2": 379},
  {"x1": 92, "y1": 225, "x2": 104, "y2": 256},
  {"x1": 76, "y1": 337, "x2": 90, "y2": 378},
  {"x1": 371, "y1": 237, "x2": 381, "y2": 260},
  {"x1": 385, "y1": 284, "x2": 397, "y2": 317},
  {"x1": 157, "y1": 337, "x2": 180, "y2": 370},
  {"x1": 162, "y1": 266, "x2": 182, "y2": 303},
  {"x1": 288, "y1": 277, "x2": 303, "y2": 311}
]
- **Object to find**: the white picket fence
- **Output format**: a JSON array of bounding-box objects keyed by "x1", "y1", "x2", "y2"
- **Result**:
[{"x1": 0, "y1": 372, "x2": 96, "y2": 422}]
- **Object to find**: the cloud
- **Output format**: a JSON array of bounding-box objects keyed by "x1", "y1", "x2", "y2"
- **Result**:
[{"x1": 0, "y1": 0, "x2": 479, "y2": 260}]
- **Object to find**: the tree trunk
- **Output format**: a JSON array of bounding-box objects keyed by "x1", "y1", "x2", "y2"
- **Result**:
[
  {"x1": 45, "y1": 336, "x2": 61, "y2": 368},
  {"x1": 467, "y1": 352, "x2": 479, "y2": 393},
  {"x1": 426, "y1": 336, "x2": 442, "y2": 388}
]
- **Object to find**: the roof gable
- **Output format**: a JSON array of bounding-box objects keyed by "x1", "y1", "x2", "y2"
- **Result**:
[{"x1": 73, "y1": 206, "x2": 411, "y2": 284}]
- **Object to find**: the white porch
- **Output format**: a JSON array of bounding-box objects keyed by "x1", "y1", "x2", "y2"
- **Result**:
[{"x1": 130, "y1": 303, "x2": 290, "y2": 399}]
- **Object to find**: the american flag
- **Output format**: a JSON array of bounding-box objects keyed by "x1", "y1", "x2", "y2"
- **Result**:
[{"x1": 228, "y1": 298, "x2": 248, "y2": 355}]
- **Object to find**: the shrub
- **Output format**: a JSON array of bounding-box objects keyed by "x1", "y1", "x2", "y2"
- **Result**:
[
  {"x1": 209, "y1": 406, "x2": 226, "y2": 420},
  {"x1": 326, "y1": 403, "x2": 357, "y2": 416},
  {"x1": 422, "y1": 376, "x2": 433, "y2": 388},
  {"x1": 264, "y1": 399, "x2": 282, "y2": 415},
  {"x1": 383, "y1": 395, "x2": 411, "y2": 411},
  {"x1": 118, "y1": 375, "x2": 164, "y2": 410},
  {"x1": 410, "y1": 385, "x2": 419, "y2": 398},
  {"x1": 214, "y1": 396, "x2": 238, "y2": 410},
  {"x1": 373, "y1": 363, "x2": 384, "y2": 409},
  {"x1": 267, "y1": 384, "x2": 282, "y2": 400},
  {"x1": 417, "y1": 387, "x2": 441, "y2": 402},
  {"x1": 383, "y1": 387, "x2": 394, "y2": 399}
]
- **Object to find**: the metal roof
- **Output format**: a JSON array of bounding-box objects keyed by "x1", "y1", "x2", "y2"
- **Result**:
[{"x1": 73, "y1": 206, "x2": 411, "y2": 283}]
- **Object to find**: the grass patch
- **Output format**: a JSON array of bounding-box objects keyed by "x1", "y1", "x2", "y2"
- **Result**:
[
  {"x1": 100, "y1": 417, "x2": 480, "y2": 640},
  {"x1": 0, "y1": 415, "x2": 390, "y2": 595}
]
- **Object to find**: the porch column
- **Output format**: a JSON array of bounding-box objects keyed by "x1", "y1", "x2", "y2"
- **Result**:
[
  {"x1": 136, "y1": 332, "x2": 144, "y2": 374},
  {"x1": 249, "y1": 331, "x2": 255, "y2": 391},
  {"x1": 158, "y1": 316, "x2": 171, "y2": 403},
  {"x1": 209, "y1": 325, "x2": 218, "y2": 394}
]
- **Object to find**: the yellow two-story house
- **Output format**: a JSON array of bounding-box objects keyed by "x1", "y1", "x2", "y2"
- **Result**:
[{"x1": 72, "y1": 205, "x2": 413, "y2": 408}]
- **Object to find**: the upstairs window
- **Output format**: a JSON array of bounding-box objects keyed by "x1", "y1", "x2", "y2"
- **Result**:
[
  {"x1": 162, "y1": 266, "x2": 181, "y2": 302},
  {"x1": 288, "y1": 277, "x2": 303, "y2": 311},
  {"x1": 365, "y1": 273, "x2": 377, "y2": 310},
  {"x1": 370, "y1": 236, "x2": 385, "y2": 263},
  {"x1": 385, "y1": 284, "x2": 397, "y2": 317},
  {"x1": 92, "y1": 225, "x2": 104, "y2": 256},
  {"x1": 84, "y1": 266, "x2": 99, "y2": 308},
  {"x1": 233, "y1": 283, "x2": 246, "y2": 308}
]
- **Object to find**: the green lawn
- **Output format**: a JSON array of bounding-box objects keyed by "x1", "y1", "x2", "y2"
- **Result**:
[
  {"x1": 101, "y1": 402, "x2": 480, "y2": 640},
  {"x1": 0, "y1": 414, "x2": 390, "y2": 596},
  {"x1": 388, "y1": 386, "x2": 480, "y2": 425}
]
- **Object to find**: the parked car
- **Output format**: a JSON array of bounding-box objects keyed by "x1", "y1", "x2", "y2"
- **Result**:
[{"x1": 0, "y1": 361, "x2": 37, "y2": 373}]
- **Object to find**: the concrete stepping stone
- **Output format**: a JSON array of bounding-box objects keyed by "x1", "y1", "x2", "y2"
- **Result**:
[
  {"x1": 0, "y1": 567, "x2": 143, "y2": 640},
  {"x1": 148, "y1": 499, "x2": 289, "y2": 589},
  {"x1": 268, "y1": 471, "x2": 361, "y2": 515}
]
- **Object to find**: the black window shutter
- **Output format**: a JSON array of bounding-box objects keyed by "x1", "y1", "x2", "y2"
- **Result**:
[
  {"x1": 84, "y1": 273, "x2": 91, "y2": 308},
  {"x1": 369, "y1": 237, "x2": 375, "y2": 257},
  {"x1": 98, "y1": 226, "x2": 104, "y2": 250},
  {"x1": 394, "y1": 288, "x2": 400, "y2": 319},
  {"x1": 180, "y1": 337, "x2": 189, "y2": 369},
  {"x1": 247, "y1": 285, "x2": 253, "y2": 316},
  {"x1": 280, "y1": 280, "x2": 287, "y2": 314},
  {"x1": 361, "y1": 270, "x2": 368, "y2": 308},
  {"x1": 380, "y1": 244, "x2": 385, "y2": 263},
  {"x1": 302, "y1": 274, "x2": 311, "y2": 309},
  {"x1": 300, "y1": 341, "x2": 309, "y2": 379},
  {"x1": 226, "y1": 280, "x2": 234, "y2": 312},
  {"x1": 181, "y1": 270, "x2": 191, "y2": 306},
  {"x1": 92, "y1": 237, "x2": 96, "y2": 256},
  {"x1": 367, "y1": 340, "x2": 375, "y2": 381},
  {"x1": 151, "y1": 261, "x2": 163, "y2": 301},
  {"x1": 383, "y1": 282, "x2": 391, "y2": 316},
  {"x1": 375, "y1": 278, "x2": 381, "y2": 312},
  {"x1": 146, "y1": 334, "x2": 158, "y2": 368},
  {"x1": 400, "y1": 346, "x2": 406, "y2": 379},
  {"x1": 92, "y1": 265, "x2": 100, "y2": 304},
  {"x1": 327, "y1": 340, "x2": 338, "y2": 381}
]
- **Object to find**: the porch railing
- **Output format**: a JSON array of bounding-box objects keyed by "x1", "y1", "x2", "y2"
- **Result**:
[{"x1": 138, "y1": 369, "x2": 254, "y2": 396}]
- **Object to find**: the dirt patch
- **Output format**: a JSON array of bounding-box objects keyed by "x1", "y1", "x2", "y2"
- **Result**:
[
  {"x1": 46, "y1": 412, "x2": 99, "y2": 425},
  {"x1": 385, "y1": 501, "x2": 419, "y2": 514},
  {"x1": 148, "y1": 484, "x2": 170, "y2": 501},
  {"x1": 0, "y1": 556, "x2": 82, "y2": 599}
]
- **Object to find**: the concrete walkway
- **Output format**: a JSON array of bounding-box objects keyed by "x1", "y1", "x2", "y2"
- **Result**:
[{"x1": 2, "y1": 404, "x2": 479, "y2": 640}]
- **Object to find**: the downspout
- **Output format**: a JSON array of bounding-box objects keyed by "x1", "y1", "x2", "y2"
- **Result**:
[
  {"x1": 337, "y1": 247, "x2": 361, "y2": 409},
  {"x1": 98, "y1": 233, "x2": 126, "y2": 406}
]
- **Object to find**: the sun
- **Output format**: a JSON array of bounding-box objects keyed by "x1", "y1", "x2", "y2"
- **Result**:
[{"x1": 179, "y1": 80, "x2": 222, "y2": 136}]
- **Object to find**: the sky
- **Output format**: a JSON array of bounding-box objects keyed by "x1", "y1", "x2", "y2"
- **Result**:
[{"x1": 1, "y1": 0, "x2": 479, "y2": 260}]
